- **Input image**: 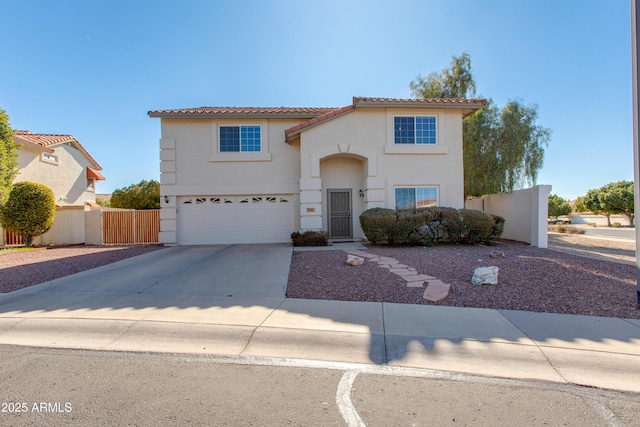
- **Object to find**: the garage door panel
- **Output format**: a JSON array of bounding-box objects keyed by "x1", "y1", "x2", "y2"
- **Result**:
[{"x1": 177, "y1": 195, "x2": 294, "y2": 245}]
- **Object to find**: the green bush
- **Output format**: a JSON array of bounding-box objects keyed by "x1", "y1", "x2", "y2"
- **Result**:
[
  {"x1": 489, "y1": 214, "x2": 506, "y2": 242},
  {"x1": 359, "y1": 207, "x2": 504, "y2": 246},
  {"x1": 290, "y1": 230, "x2": 329, "y2": 246},
  {"x1": 359, "y1": 208, "x2": 397, "y2": 245},
  {"x1": 459, "y1": 209, "x2": 494, "y2": 244},
  {"x1": 0, "y1": 182, "x2": 56, "y2": 247}
]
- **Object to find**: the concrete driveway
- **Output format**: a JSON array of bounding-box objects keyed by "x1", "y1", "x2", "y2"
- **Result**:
[{"x1": 11, "y1": 244, "x2": 293, "y2": 299}]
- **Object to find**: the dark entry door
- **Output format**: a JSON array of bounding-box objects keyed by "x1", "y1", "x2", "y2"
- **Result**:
[{"x1": 328, "y1": 189, "x2": 352, "y2": 239}]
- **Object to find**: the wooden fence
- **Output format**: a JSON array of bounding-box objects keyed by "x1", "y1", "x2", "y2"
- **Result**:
[
  {"x1": 3, "y1": 229, "x2": 24, "y2": 246},
  {"x1": 102, "y1": 209, "x2": 160, "y2": 244}
]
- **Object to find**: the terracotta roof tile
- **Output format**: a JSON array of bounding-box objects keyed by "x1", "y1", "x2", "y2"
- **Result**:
[
  {"x1": 148, "y1": 96, "x2": 487, "y2": 142},
  {"x1": 148, "y1": 106, "x2": 337, "y2": 118},
  {"x1": 284, "y1": 97, "x2": 486, "y2": 141},
  {"x1": 352, "y1": 96, "x2": 487, "y2": 106},
  {"x1": 15, "y1": 130, "x2": 103, "y2": 170},
  {"x1": 14, "y1": 130, "x2": 76, "y2": 148}
]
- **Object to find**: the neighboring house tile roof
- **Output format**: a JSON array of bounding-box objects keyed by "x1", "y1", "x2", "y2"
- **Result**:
[{"x1": 15, "y1": 130, "x2": 103, "y2": 170}]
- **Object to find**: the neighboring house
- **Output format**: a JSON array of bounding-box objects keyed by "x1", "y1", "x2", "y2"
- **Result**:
[
  {"x1": 14, "y1": 130, "x2": 105, "y2": 206},
  {"x1": 1, "y1": 130, "x2": 106, "y2": 245},
  {"x1": 148, "y1": 96, "x2": 486, "y2": 245}
]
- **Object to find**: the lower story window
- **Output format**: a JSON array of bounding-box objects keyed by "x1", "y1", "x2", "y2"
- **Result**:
[{"x1": 395, "y1": 187, "x2": 438, "y2": 210}]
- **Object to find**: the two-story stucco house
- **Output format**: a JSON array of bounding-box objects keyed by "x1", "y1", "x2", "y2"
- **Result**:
[
  {"x1": 14, "y1": 130, "x2": 105, "y2": 206},
  {"x1": 148, "y1": 97, "x2": 486, "y2": 245},
  {"x1": 2, "y1": 131, "x2": 106, "y2": 245}
]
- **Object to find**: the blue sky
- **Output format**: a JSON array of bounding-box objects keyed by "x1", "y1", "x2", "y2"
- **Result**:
[{"x1": 0, "y1": 0, "x2": 633, "y2": 200}]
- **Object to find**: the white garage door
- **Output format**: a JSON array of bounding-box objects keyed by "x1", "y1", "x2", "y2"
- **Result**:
[{"x1": 177, "y1": 195, "x2": 294, "y2": 245}]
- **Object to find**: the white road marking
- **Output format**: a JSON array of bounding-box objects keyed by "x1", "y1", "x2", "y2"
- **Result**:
[{"x1": 336, "y1": 370, "x2": 366, "y2": 427}]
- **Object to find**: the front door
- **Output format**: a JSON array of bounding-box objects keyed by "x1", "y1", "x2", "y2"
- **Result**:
[{"x1": 328, "y1": 189, "x2": 352, "y2": 239}]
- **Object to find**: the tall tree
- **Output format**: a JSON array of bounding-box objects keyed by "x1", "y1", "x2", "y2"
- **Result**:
[
  {"x1": 0, "y1": 106, "x2": 18, "y2": 204},
  {"x1": 110, "y1": 179, "x2": 160, "y2": 210},
  {"x1": 410, "y1": 52, "x2": 476, "y2": 99},
  {"x1": 410, "y1": 53, "x2": 551, "y2": 197}
]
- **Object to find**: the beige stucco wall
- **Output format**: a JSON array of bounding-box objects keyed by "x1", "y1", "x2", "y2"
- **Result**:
[
  {"x1": 33, "y1": 207, "x2": 86, "y2": 246},
  {"x1": 298, "y1": 107, "x2": 466, "y2": 234},
  {"x1": 157, "y1": 105, "x2": 469, "y2": 243},
  {"x1": 157, "y1": 118, "x2": 305, "y2": 244},
  {"x1": 17, "y1": 145, "x2": 97, "y2": 206},
  {"x1": 465, "y1": 185, "x2": 552, "y2": 247}
]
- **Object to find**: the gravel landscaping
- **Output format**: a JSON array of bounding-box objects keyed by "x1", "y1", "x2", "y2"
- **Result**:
[
  {"x1": 286, "y1": 240, "x2": 640, "y2": 320},
  {"x1": 2, "y1": 238, "x2": 638, "y2": 320},
  {"x1": 0, "y1": 245, "x2": 164, "y2": 293}
]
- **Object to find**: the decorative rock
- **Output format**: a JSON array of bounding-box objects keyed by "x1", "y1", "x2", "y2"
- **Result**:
[
  {"x1": 406, "y1": 281, "x2": 425, "y2": 288},
  {"x1": 424, "y1": 282, "x2": 451, "y2": 302},
  {"x1": 389, "y1": 269, "x2": 418, "y2": 276},
  {"x1": 401, "y1": 274, "x2": 436, "y2": 282},
  {"x1": 490, "y1": 249, "x2": 506, "y2": 258},
  {"x1": 472, "y1": 266, "x2": 499, "y2": 285},
  {"x1": 344, "y1": 250, "x2": 378, "y2": 259},
  {"x1": 346, "y1": 254, "x2": 365, "y2": 266}
]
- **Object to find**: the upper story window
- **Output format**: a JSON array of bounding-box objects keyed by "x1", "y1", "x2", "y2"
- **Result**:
[
  {"x1": 41, "y1": 152, "x2": 59, "y2": 164},
  {"x1": 219, "y1": 125, "x2": 261, "y2": 152},
  {"x1": 394, "y1": 116, "x2": 436, "y2": 145}
]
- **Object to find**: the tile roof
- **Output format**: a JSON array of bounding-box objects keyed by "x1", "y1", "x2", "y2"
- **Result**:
[
  {"x1": 148, "y1": 96, "x2": 487, "y2": 142},
  {"x1": 148, "y1": 106, "x2": 338, "y2": 118},
  {"x1": 15, "y1": 130, "x2": 103, "y2": 170},
  {"x1": 284, "y1": 97, "x2": 487, "y2": 141}
]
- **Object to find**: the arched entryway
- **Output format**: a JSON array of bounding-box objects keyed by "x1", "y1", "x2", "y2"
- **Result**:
[{"x1": 320, "y1": 156, "x2": 366, "y2": 240}]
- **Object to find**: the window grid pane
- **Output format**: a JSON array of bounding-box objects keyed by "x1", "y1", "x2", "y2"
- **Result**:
[
  {"x1": 220, "y1": 126, "x2": 240, "y2": 152},
  {"x1": 395, "y1": 188, "x2": 416, "y2": 210},
  {"x1": 240, "y1": 126, "x2": 261, "y2": 152},
  {"x1": 416, "y1": 187, "x2": 437, "y2": 208},
  {"x1": 394, "y1": 117, "x2": 415, "y2": 144},
  {"x1": 416, "y1": 116, "x2": 436, "y2": 144}
]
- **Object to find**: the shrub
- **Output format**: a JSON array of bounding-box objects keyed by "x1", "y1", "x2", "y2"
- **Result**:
[
  {"x1": 359, "y1": 208, "x2": 397, "y2": 245},
  {"x1": 489, "y1": 214, "x2": 505, "y2": 242},
  {"x1": 459, "y1": 209, "x2": 493, "y2": 244},
  {"x1": 410, "y1": 207, "x2": 463, "y2": 245},
  {"x1": 0, "y1": 182, "x2": 56, "y2": 247},
  {"x1": 360, "y1": 207, "x2": 503, "y2": 246},
  {"x1": 548, "y1": 224, "x2": 585, "y2": 234},
  {"x1": 612, "y1": 222, "x2": 622, "y2": 228},
  {"x1": 291, "y1": 230, "x2": 329, "y2": 246}
]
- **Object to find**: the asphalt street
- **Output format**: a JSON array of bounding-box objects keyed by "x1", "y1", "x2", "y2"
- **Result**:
[{"x1": 1, "y1": 345, "x2": 639, "y2": 427}]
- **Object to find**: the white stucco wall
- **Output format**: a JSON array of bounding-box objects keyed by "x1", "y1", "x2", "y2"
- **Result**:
[
  {"x1": 157, "y1": 118, "x2": 305, "y2": 244},
  {"x1": 32, "y1": 207, "x2": 86, "y2": 246},
  {"x1": 298, "y1": 107, "x2": 466, "y2": 234},
  {"x1": 157, "y1": 105, "x2": 469, "y2": 243},
  {"x1": 17, "y1": 145, "x2": 97, "y2": 206},
  {"x1": 465, "y1": 185, "x2": 552, "y2": 247}
]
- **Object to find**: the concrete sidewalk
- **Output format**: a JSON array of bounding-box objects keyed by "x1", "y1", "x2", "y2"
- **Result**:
[{"x1": 0, "y1": 292, "x2": 639, "y2": 394}]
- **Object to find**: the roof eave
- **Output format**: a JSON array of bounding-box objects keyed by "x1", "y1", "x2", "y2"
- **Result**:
[
  {"x1": 354, "y1": 99, "x2": 487, "y2": 111},
  {"x1": 148, "y1": 111, "x2": 329, "y2": 120}
]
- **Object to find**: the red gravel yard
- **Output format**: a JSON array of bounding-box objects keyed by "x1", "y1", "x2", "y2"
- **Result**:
[
  {"x1": 286, "y1": 241, "x2": 640, "y2": 320},
  {"x1": 0, "y1": 245, "x2": 164, "y2": 293}
]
